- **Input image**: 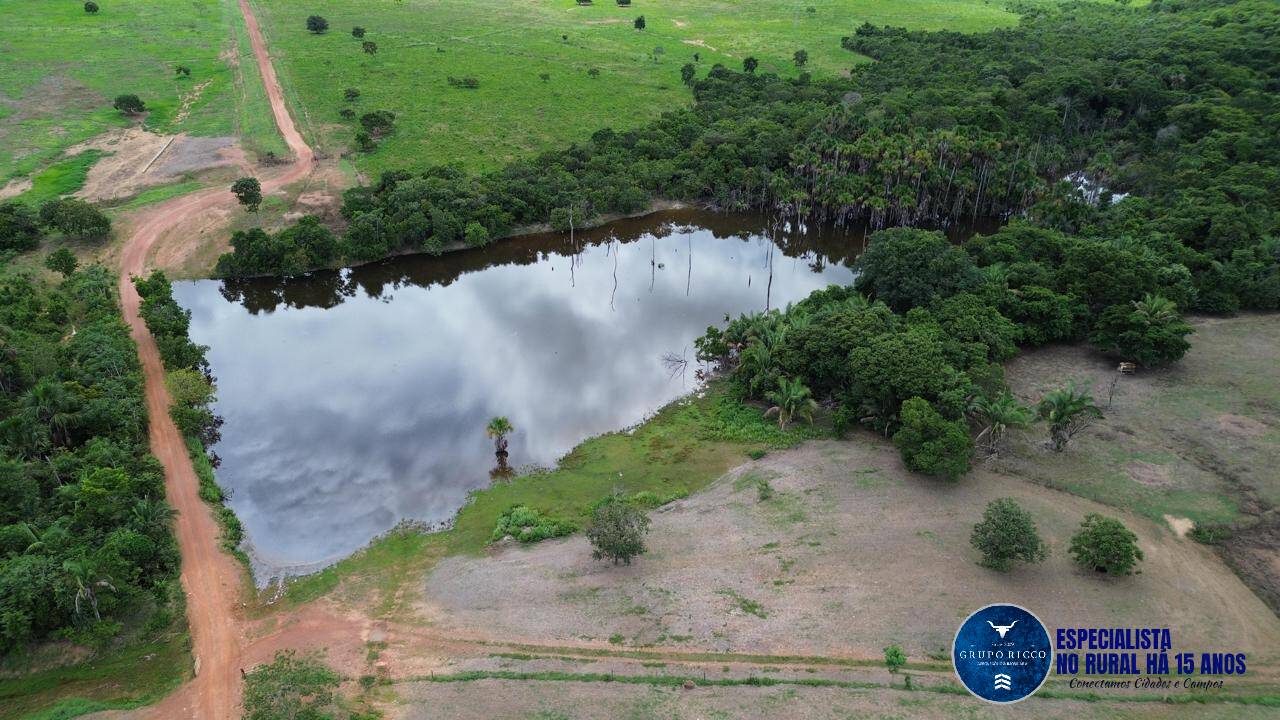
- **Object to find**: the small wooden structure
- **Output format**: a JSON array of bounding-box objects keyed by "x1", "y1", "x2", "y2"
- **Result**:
[{"x1": 1118, "y1": 361, "x2": 1136, "y2": 374}]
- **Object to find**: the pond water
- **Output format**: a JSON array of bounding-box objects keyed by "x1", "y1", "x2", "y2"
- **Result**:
[{"x1": 175, "y1": 209, "x2": 865, "y2": 580}]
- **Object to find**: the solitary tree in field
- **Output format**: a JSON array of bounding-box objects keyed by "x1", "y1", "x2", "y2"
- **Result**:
[
  {"x1": 352, "y1": 26, "x2": 366, "y2": 38},
  {"x1": 175, "y1": 65, "x2": 191, "y2": 78},
  {"x1": 680, "y1": 63, "x2": 696, "y2": 85},
  {"x1": 971, "y1": 498, "x2": 1048, "y2": 572},
  {"x1": 587, "y1": 67, "x2": 600, "y2": 79},
  {"x1": 113, "y1": 94, "x2": 146, "y2": 116},
  {"x1": 793, "y1": 49, "x2": 808, "y2": 68},
  {"x1": 743, "y1": 56, "x2": 759, "y2": 73},
  {"x1": 362, "y1": 41, "x2": 378, "y2": 55},
  {"x1": 633, "y1": 15, "x2": 646, "y2": 30},
  {"x1": 45, "y1": 248, "x2": 79, "y2": 278},
  {"x1": 763, "y1": 376, "x2": 818, "y2": 430},
  {"x1": 84, "y1": 2, "x2": 99, "y2": 14},
  {"x1": 587, "y1": 493, "x2": 651, "y2": 565},
  {"x1": 1037, "y1": 381, "x2": 1101, "y2": 451},
  {"x1": 539, "y1": 72, "x2": 551, "y2": 82},
  {"x1": 1069, "y1": 514, "x2": 1143, "y2": 575},
  {"x1": 883, "y1": 645, "x2": 907, "y2": 675},
  {"x1": 344, "y1": 87, "x2": 360, "y2": 101},
  {"x1": 231, "y1": 177, "x2": 262, "y2": 213},
  {"x1": 306, "y1": 15, "x2": 329, "y2": 34},
  {"x1": 693, "y1": 52, "x2": 700, "y2": 63}
]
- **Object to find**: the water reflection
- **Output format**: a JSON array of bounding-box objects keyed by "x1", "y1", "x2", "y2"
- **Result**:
[{"x1": 175, "y1": 210, "x2": 862, "y2": 580}]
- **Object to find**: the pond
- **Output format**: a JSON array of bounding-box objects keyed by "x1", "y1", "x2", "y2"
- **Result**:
[{"x1": 175, "y1": 209, "x2": 865, "y2": 581}]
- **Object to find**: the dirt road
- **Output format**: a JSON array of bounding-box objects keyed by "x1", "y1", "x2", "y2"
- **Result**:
[{"x1": 116, "y1": 1, "x2": 313, "y2": 717}]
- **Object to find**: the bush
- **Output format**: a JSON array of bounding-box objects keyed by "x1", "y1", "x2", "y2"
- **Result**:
[
  {"x1": 1089, "y1": 295, "x2": 1193, "y2": 367},
  {"x1": 306, "y1": 15, "x2": 328, "y2": 34},
  {"x1": 854, "y1": 229, "x2": 980, "y2": 312},
  {"x1": 970, "y1": 498, "x2": 1048, "y2": 571},
  {"x1": 0, "y1": 200, "x2": 43, "y2": 251},
  {"x1": 1069, "y1": 514, "x2": 1143, "y2": 575},
  {"x1": 491, "y1": 506, "x2": 577, "y2": 543},
  {"x1": 892, "y1": 397, "x2": 972, "y2": 480},
  {"x1": 39, "y1": 198, "x2": 111, "y2": 240},
  {"x1": 243, "y1": 651, "x2": 340, "y2": 720},
  {"x1": 587, "y1": 492, "x2": 651, "y2": 565},
  {"x1": 112, "y1": 93, "x2": 145, "y2": 115}
]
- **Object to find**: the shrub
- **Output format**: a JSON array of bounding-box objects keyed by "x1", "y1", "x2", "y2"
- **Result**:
[
  {"x1": 352, "y1": 26, "x2": 366, "y2": 38},
  {"x1": 0, "y1": 200, "x2": 43, "y2": 251},
  {"x1": 112, "y1": 93, "x2": 145, "y2": 115},
  {"x1": 38, "y1": 198, "x2": 111, "y2": 240},
  {"x1": 243, "y1": 651, "x2": 340, "y2": 720},
  {"x1": 491, "y1": 505, "x2": 577, "y2": 543},
  {"x1": 1089, "y1": 294, "x2": 1193, "y2": 367},
  {"x1": 1069, "y1": 514, "x2": 1143, "y2": 575},
  {"x1": 306, "y1": 15, "x2": 328, "y2": 34},
  {"x1": 587, "y1": 492, "x2": 651, "y2": 565},
  {"x1": 45, "y1": 247, "x2": 79, "y2": 277},
  {"x1": 892, "y1": 397, "x2": 972, "y2": 480},
  {"x1": 84, "y1": 2, "x2": 99, "y2": 14},
  {"x1": 970, "y1": 498, "x2": 1048, "y2": 571},
  {"x1": 884, "y1": 645, "x2": 906, "y2": 674},
  {"x1": 344, "y1": 87, "x2": 361, "y2": 101}
]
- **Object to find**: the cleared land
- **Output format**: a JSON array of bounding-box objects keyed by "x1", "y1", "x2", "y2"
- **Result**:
[
  {"x1": 252, "y1": 0, "x2": 1034, "y2": 175},
  {"x1": 0, "y1": 0, "x2": 283, "y2": 197}
]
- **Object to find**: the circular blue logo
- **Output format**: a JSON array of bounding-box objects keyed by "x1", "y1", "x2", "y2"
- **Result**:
[{"x1": 952, "y1": 604, "x2": 1052, "y2": 703}]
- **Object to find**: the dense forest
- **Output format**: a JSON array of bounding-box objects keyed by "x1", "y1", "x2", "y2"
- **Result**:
[{"x1": 0, "y1": 267, "x2": 178, "y2": 653}]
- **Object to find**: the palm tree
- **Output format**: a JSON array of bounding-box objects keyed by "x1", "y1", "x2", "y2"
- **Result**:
[
  {"x1": 486, "y1": 416, "x2": 513, "y2": 454},
  {"x1": 21, "y1": 379, "x2": 82, "y2": 448},
  {"x1": 1037, "y1": 381, "x2": 1102, "y2": 452},
  {"x1": 62, "y1": 558, "x2": 115, "y2": 622},
  {"x1": 764, "y1": 377, "x2": 819, "y2": 430},
  {"x1": 970, "y1": 391, "x2": 1035, "y2": 457},
  {"x1": 131, "y1": 498, "x2": 177, "y2": 532},
  {"x1": 1132, "y1": 293, "x2": 1178, "y2": 326}
]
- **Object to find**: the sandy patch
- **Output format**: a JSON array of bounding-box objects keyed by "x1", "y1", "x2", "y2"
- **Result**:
[
  {"x1": 1219, "y1": 413, "x2": 1268, "y2": 438},
  {"x1": 1125, "y1": 460, "x2": 1172, "y2": 487},
  {"x1": 66, "y1": 127, "x2": 247, "y2": 202},
  {"x1": 584, "y1": 19, "x2": 624, "y2": 25},
  {"x1": 682, "y1": 38, "x2": 723, "y2": 55},
  {"x1": 1164, "y1": 515, "x2": 1195, "y2": 538},
  {"x1": 0, "y1": 177, "x2": 32, "y2": 201},
  {"x1": 673, "y1": 19, "x2": 689, "y2": 28}
]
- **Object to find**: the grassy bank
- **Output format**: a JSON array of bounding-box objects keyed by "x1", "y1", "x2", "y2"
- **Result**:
[{"x1": 283, "y1": 382, "x2": 823, "y2": 608}]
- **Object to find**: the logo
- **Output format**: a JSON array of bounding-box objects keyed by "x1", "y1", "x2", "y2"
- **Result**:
[{"x1": 953, "y1": 604, "x2": 1052, "y2": 703}]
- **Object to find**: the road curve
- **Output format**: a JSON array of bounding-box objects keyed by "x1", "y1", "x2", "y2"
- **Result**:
[{"x1": 117, "y1": 1, "x2": 313, "y2": 717}]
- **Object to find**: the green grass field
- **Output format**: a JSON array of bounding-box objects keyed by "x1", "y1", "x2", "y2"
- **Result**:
[
  {"x1": 252, "y1": 0, "x2": 1033, "y2": 176},
  {"x1": 0, "y1": 0, "x2": 283, "y2": 191}
]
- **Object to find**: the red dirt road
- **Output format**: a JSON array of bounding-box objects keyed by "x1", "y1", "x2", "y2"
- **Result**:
[{"x1": 116, "y1": 1, "x2": 314, "y2": 717}]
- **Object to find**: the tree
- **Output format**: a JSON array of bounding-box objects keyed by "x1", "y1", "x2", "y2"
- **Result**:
[
  {"x1": 743, "y1": 56, "x2": 759, "y2": 74},
  {"x1": 970, "y1": 498, "x2": 1048, "y2": 571},
  {"x1": 680, "y1": 63, "x2": 696, "y2": 85},
  {"x1": 1037, "y1": 381, "x2": 1101, "y2": 451},
  {"x1": 854, "y1": 229, "x2": 980, "y2": 312},
  {"x1": 39, "y1": 198, "x2": 111, "y2": 240},
  {"x1": 892, "y1": 397, "x2": 972, "y2": 480},
  {"x1": 969, "y1": 391, "x2": 1034, "y2": 457},
  {"x1": 634, "y1": 16, "x2": 646, "y2": 31},
  {"x1": 1069, "y1": 514, "x2": 1143, "y2": 575},
  {"x1": 464, "y1": 221, "x2": 490, "y2": 247},
  {"x1": 883, "y1": 644, "x2": 906, "y2": 674},
  {"x1": 485, "y1": 416, "x2": 513, "y2": 455},
  {"x1": 1089, "y1": 294, "x2": 1193, "y2": 368},
  {"x1": 175, "y1": 65, "x2": 191, "y2": 77},
  {"x1": 231, "y1": 177, "x2": 262, "y2": 212},
  {"x1": 539, "y1": 72, "x2": 551, "y2": 83},
  {"x1": 112, "y1": 94, "x2": 145, "y2": 115},
  {"x1": 84, "y1": 2, "x2": 99, "y2": 14},
  {"x1": 617, "y1": 0, "x2": 631, "y2": 5},
  {"x1": 586, "y1": 493, "x2": 650, "y2": 565},
  {"x1": 362, "y1": 41, "x2": 378, "y2": 55},
  {"x1": 360, "y1": 110, "x2": 396, "y2": 137},
  {"x1": 1, "y1": 200, "x2": 43, "y2": 251},
  {"x1": 352, "y1": 26, "x2": 366, "y2": 38},
  {"x1": 793, "y1": 49, "x2": 808, "y2": 68},
  {"x1": 763, "y1": 376, "x2": 818, "y2": 430},
  {"x1": 45, "y1": 248, "x2": 79, "y2": 277},
  {"x1": 344, "y1": 87, "x2": 360, "y2": 101},
  {"x1": 587, "y1": 68, "x2": 601, "y2": 79},
  {"x1": 306, "y1": 15, "x2": 328, "y2": 33}
]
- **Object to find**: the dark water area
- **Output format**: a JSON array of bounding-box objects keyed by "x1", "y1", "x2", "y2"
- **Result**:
[{"x1": 175, "y1": 209, "x2": 877, "y2": 580}]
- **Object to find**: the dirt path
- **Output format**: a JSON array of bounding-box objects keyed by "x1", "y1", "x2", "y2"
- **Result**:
[{"x1": 114, "y1": 1, "x2": 313, "y2": 717}]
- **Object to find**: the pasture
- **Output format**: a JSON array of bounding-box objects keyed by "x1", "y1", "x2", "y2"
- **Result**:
[
  {"x1": 0, "y1": 0, "x2": 282, "y2": 193},
  {"x1": 252, "y1": 0, "x2": 1031, "y2": 175}
]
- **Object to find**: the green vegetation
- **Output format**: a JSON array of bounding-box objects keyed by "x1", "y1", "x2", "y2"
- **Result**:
[
  {"x1": 0, "y1": 0, "x2": 280, "y2": 184},
  {"x1": 231, "y1": 177, "x2": 263, "y2": 213},
  {"x1": 892, "y1": 398, "x2": 972, "y2": 481},
  {"x1": 242, "y1": 651, "x2": 339, "y2": 720},
  {"x1": 253, "y1": 0, "x2": 1031, "y2": 175},
  {"x1": 1069, "y1": 514, "x2": 1143, "y2": 576},
  {"x1": 0, "y1": 265, "x2": 190, "y2": 715},
  {"x1": 1037, "y1": 382, "x2": 1102, "y2": 453},
  {"x1": 586, "y1": 493, "x2": 651, "y2": 565},
  {"x1": 1089, "y1": 294, "x2": 1195, "y2": 368},
  {"x1": 883, "y1": 644, "x2": 907, "y2": 674},
  {"x1": 970, "y1": 498, "x2": 1049, "y2": 572},
  {"x1": 23, "y1": 151, "x2": 107, "y2": 206},
  {"x1": 491, "y1": 506, "x2": 577, "y2": 544}
]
